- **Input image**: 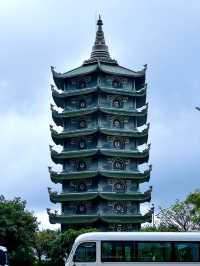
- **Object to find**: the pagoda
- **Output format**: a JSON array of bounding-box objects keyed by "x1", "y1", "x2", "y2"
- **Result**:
[{"x1": 47, "y1": 16, "x2": 153, "y2": 231}]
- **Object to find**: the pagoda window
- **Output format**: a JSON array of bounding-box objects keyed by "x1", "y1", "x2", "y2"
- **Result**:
[
  {"x1": 78, "y1": 80, "x2": 86, "y2": 89},
  {"x1": 79, "y1": 99, "x2": 87, "y2": 109},
  {"x1": 113, "y1": 181, "x2": 126, "y2": 193},
  {"x1": 113, "y1": 202, "x2": 127, "y2": 214},
  {"x1": 77, "y1": 182, "x2": 87, "y2": 192},
  {"x1": 112, "y1": 79, "x2": 122, "y2": 88},
  {"x1": 113, "y1": 160, "x2": 125, "y2": 170},
  {"x1": 112, "y1": 98, "x2": 123, "y2": 108},
  {"x1": 79, "y1": 139, "x2": 87, "y2": 149},
  {"x1": 79, "y1": 120, "x2": 87, "y2": 129},
  {"x1": 76, "y1": 204, "x2": 87, "y2": 214},
  {"x1": 77, "y1": 160, "x2": 87, "y2": 171},
  {"x1": 113, "y1": 119, "x2": 123, "y2": 128},
  {"x1": 113, "y1": 138, "x2": 124, "y2": 149}
]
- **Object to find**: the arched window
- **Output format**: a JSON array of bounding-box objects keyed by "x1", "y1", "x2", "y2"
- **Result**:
[
  {"x1": 112, "y1": 79, "x2": 122, "y2": 88},
  {"x1": 76, "y1": 204, "x2": 87, "y2": 214},
  {"x1": 79, "y1": 100, "x2": 87, "y2": 109},
  {"x1": 113, "y1": 160, "x2": 125, "y2": 170},
  {"x1": 79, "y1": 139, "x2": 87, "y2": 149},
  {"x1": 112, "y1": 98, "x2": 122, "y2": 108},
  {"x1": 77, "y1": 160, "x2": 87, "y2": 171},
  {"x1": 113, "y1": 138, "x2": 124, "y2": 149},
  {"x1": 79, "y1": 120, "x2": 87, "y2": 129},
  {"x1": 113, "y1": 119, "x2": 122, "y2": 128},
  {"x1": 78, "y1": 80, "x2": 86, "y2": 89}
]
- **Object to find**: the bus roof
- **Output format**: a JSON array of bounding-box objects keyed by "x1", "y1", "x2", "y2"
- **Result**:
[{"x1": 75, "y1": 232, "x2": 200, "y2": 243}]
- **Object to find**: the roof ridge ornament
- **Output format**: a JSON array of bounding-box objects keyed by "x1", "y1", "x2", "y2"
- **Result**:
[{"x1": 83, "y1": 15, "x2": 118, "y2": 65}]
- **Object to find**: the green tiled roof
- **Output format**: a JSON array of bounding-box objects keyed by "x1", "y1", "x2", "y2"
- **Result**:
[{"x1": 52, "y1": 62, "x2": 145, "y2": 79}]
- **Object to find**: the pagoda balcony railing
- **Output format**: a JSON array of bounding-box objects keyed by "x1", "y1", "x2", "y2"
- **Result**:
[
  {"x1": 50, "y1": 145, "x2": 150, "y2": 163},
  {"x1": 48, "y1": 189, "x2": 151, "y2": 203},
  {"x1": 51, "y1": 85, "x2": 147, "y2": 108},
  {"x1": 50, "y1": 124, "x2": 149, "y2": 144},
  {"x1": 48, "y1": 210, "x2": 152, "y2": 225},
  {"x1": 48, "y1": 165, "x2": 152, "y2": 183}
]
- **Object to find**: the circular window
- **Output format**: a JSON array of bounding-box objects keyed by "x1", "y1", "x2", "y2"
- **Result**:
[
  {"x1": 77, "y1": 161, "x2": 87, "y2": 171},
  {"x1": 79, "y1": 120, "x2": 87, "y2": 129},
  {"x1": 113, "y1": 160, "x2": 125, "y2": 170},
  {"x1": 113, "y1": 138, "x2": 124, "y2": 149},
  {"x1": 79, "y1": 100, "x2": 87, "y2": 109},
  {"x1": 113, "y1": 119, "x2": 121, "y2": 128},
  {"x1": 79, "y1": 139, "x2": 86, "y2": 149},
  {"x1": 76, "y1": 204, "x2": 87, "y2": 214}
]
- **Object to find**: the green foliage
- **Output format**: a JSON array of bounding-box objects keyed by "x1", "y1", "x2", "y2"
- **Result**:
[
  {"x1": 0, "y1": 195, "x2": 38, "y2": 266},
  {"x1": 186, "y1": 190, "x2": 200, "y2": 211},
  {"x1": 34, "y1": 228, "x2": 98, "y2": 266}
]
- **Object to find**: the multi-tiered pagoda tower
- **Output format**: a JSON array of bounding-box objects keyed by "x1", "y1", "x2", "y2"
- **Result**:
[{"x1": 47, "y1": 16, "x2": 153, "y2": 231}]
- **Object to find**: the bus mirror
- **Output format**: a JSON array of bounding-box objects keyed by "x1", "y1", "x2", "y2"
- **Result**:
[{"x1": 73, "y1": 254, "x2": 78, "y2": 262}]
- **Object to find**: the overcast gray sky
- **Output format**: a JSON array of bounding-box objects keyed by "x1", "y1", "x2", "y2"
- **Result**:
[{"x1": 0, "y1": 0, "x2": 200, "y2": 229}]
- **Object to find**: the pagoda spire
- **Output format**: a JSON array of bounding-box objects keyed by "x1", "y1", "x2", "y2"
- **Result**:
[{"x1": 83, "y1": 15, "x2": 117, "y2": 65}]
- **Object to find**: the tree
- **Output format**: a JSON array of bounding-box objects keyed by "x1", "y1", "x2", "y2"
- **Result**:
[
  {"x1": 157, "y1": 199, "x2": 200, "y2": 231},
  {"x1": 0, "y1": 195, "x2": 38, "y2": 266},
  {"x1": 186, "y1": 190, "x2": 200, "y2": 211},
  {"x1": 45, "y1": 228, "x2": 98, "y2": 266}
]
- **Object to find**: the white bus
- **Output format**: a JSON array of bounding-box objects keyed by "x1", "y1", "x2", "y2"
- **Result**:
[
  {"x1": 0, "y1": 246, "x2": 8, "y2": 266},
  {"x1": 66, "y1": 232, "x2": 200, "y2": 266}
]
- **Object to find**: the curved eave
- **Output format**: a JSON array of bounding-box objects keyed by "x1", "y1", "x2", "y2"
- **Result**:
[
  {"x1": 49, "y1": 212, "x2": 152, "y2": 225},
  {"x1": 51, "y1": 63, "x2": 145, "y2": 81},
  {"x1": 49, "y1": 192, "x2": 97, "y2": 203},
  {"x1": 51, "y1": 149, "x2": 97, "y2": 163},
  {"x1": 50, "y1": 126, "x2": 149, "y2": 145},
  {"x1": 49, "y1": 214, "x2": 98, "y2": 224},
  {"x1": 50, "y1": 128, "x2": 97, "y2": 145},
  {"x1": 100, "y1": 86, "x2": 146, "y2": 97},
  {"x1": 51, "y1": 86, "x2": 146, "y2": 108},
  {"x1": 52, "y1": 87, "x2": 98, "y2": 107},
  {"x1": 100, "y1": 106, "x2": 148, "y2": 117},
  {"x1": 100, "y1": 192, "x2": 151, "y2": 202},
  {"x1": 100, "y1": 126, "x2": 149, "y2": 138},
  {"x1": 49, "y1": 167, "x2": 152, "y2": 184},
  {"x1": 51, "y1": 148, "x2": 150, "y2": 162},
  {"x1": 49, "y1": 191, "x2": 151, "y2": 204},
  {"x1": 52, "y1": 108, "x2": 97, "y2": 125},
  {"x1": 101, "y1": 213, "x2": 152, "y2": 224},
  {"x1": 100, "y1": 148, "x2": 149, "y2": 159}
]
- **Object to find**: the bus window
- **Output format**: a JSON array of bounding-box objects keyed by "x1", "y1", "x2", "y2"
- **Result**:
[
  {"x1": 73, "y1": 242, "x2": 96, "y2": 262},
  {"x1": 175, "y1": 243, "x2": 199, "y2": 262},
  {"x1": 137, "y1": 242, "x2": 172, "y2": 262},
  {"x1": 0, "y1": 250, "x2": 7, "y2": 266},
  {"x1": 101, "y1": 241, "x2": 136, "y2": 262}
]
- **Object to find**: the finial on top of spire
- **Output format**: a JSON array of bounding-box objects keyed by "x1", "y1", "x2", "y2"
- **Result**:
[{"x1": 83, "y1": 15, "x2": 117, "y2": 65}]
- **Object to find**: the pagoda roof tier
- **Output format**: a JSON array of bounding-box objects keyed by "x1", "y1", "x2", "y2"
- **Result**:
[
  {"x1": 49, "y1": 190, "x2": 151, "y2": 203},
  {"x1": 50, "y1": 125, "x2": 149, "y2": 145},
  {"x1": 51, "y1": 105, "x2": 148, "y2": 125},
  {"x1": 52, "y1": 62, "x2": 145, "y2": 82},
  {"x1": 52, "y1": 85, "x2": 146, "y2": 108},
  {"x1": 48, "y1": 165, "x2": 152, "y2": 184},
  {"x1": 50, "y1": 145, "x2": 150, "y2": 164},
  {"x1": 48, "y1": 211, "x2": 152, "y2": 225}
]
